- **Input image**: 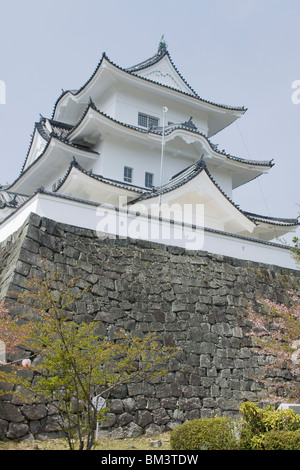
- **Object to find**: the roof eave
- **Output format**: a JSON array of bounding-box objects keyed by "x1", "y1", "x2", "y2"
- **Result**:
[
  {"x1": 8, "y1": 136, "x2": 98, "y2": 195},
  {"x1": 52, "y1": 51, "x2": 246, "y2": 124}
]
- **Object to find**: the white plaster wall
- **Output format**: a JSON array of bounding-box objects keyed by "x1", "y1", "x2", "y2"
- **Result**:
[
  {"x1": 113, "y1": 87, "x2": 209, "y2": 136},
  {"x1": 75, "y1": 86, "x2": 233, "y2": 195},
  {"x1": 93, "y1": 136, "x2": 195, "y2": 188},
  {"x1": 92, "y1": 133, "x2": 233, "y2": 196},
  {"x1": 205, "y1": 164, "x2": 233, "y2": 198},
  {"x1": 0, "y1": 193, "x2": 297, "y2": 271},
  {"x1": 96, "y1": 89, "x2": 117, "y2": 117}
]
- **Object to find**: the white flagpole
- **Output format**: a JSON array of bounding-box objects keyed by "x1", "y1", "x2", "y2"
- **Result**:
[{"x1": 159, "y1": 106, "x2": 168, "y2": 218}]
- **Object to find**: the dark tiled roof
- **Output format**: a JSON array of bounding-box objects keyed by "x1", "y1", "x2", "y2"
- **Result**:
[
  {"x1": 37, "y1": 117, "x2": 74, "y2": 141},
  {"x1": 51, "y1": 47, "x2": 246, "y2": 120},
  {"x1": 66, "y1": 102, "x2": 273, "y2": 169},
  {"x1": 0, "y1": 190, "x2": 29, "y2": 210},
  {"x1": 36, "y1": 117, "x2": 93, "y2": 153},
  {"x1": 18, "y1": 117, "x2": 97, "y2": 178},
  {"x1": 244, "y1": 211, "x2": 299, "y2": 227}
]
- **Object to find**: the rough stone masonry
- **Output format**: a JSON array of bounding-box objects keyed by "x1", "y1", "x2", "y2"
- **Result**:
[{"x1": 0, "y1": 213, "x2": 299, "y2": 441}]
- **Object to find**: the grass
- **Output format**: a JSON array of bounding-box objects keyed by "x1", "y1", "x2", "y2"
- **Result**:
[{"x1": 0, "y1": 431, "x2": 172, "y2": 451}]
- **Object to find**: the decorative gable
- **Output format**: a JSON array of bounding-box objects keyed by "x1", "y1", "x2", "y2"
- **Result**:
[{"x1": 132, "y1": 54, "x2": 195, "y2": 95}]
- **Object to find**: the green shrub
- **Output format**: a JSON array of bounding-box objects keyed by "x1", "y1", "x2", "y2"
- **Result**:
[
  {"x1": 257, "y1": 429, "x2": 300, "y2": 450},
  {"x1": 239, "y1": 422, "x2": 256, "y2": 450},
  {"x1": 239, "y1": 401, "x2": 300, "y2": 450},
  {"x1": 170, "y1": 416, "x2": 239, "y2": 450},
  {"x1": 239, "y1": 401, "x2": 300, "y2": 433},
  {"x1": 170, "y1": 403, "x2": 300, "y2": 451}
]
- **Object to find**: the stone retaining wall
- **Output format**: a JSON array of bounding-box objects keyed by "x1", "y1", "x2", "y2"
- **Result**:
[{"x1": 0, "y1": 213, "x2": 299, "y2": 441}]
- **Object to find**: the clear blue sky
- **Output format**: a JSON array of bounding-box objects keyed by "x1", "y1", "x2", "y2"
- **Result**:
[{"x1": 0, "y1": 0, "x2": 299, "y2": 241}]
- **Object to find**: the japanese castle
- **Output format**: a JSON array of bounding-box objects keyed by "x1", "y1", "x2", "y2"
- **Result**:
[{"x1": 0, "y1": 38, "x2": 299, "y2": 269}]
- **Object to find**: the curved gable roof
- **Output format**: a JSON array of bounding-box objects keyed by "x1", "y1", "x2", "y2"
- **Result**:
[
  {"x1": 126, "y1": 45, "x2": 198, "y2": 96},
  {"x1": 51, "y1": 46, "x2": 246, "y2": 123}
]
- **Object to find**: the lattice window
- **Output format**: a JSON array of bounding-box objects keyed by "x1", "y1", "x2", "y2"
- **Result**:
[
  {"x1": 145, "y1": 172, "x2": 154, "y2": 188},
  {"x1": 124, "y1": 166, "x2": 133, "y2": 183},
  {"x1": 138, "y1": 113, "x2": 159, "y2": 128}
]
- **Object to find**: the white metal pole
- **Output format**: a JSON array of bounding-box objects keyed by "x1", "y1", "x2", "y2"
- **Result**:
[
  {"x1": 159, "y1": 107, "x2": 168, "y2": 218},
  {"x1": 96, "y1": 420, "x2": 99, "y2": 442}
]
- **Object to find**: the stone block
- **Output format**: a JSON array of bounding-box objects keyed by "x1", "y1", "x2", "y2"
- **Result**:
[
  {"x1": 0, "y1": 402, "x2": 24, "y2": 423},
  {"x1": 152, "y1": 408, "x2": 170, "y2": 426},
  {"x1": 145, "y1": 423, "x2": 162, "y2": 436},
  {"x1": 0, "y1": 419, "x2": 8, "y2": 440},
  {"x1": 137, "y1": 410, "x2": 152, "y2": 427},
  {"x1": 109, "y1": 399, "x2": 124, "y2": 414},
  {"x1": 100, "y1": 413, "x2": 117, "y2": 429},
  {"x1": 118, "y1": 412, "x2": 134, "y2": 427},
  {"x1": 123, "y1": 398, "x2": 136, "y2": 413},
  {"x1": 126, "y1": 422, "x2": 143, "y2": 438},
  {"x1": 178, "y1": 397, "x2": 201, "y2": 411},
  {"x1": 21, "y1": 404, "x2": 48, "y2": 421},
  {"x1": 44, "y1": 415, "x2": 62, "y2": 433},
  {"x1": 7, "y1": 422, "x2": 29, "y2": 439},
  {"x1": 94, "y1": 311, "x2": 114, "y2": 323},
  {"x1": 110, "y1": 427, "x2": 125, "y2": 439},
  {"x1": 200, "y1": 354, "x2": 211, "y2": 368}
]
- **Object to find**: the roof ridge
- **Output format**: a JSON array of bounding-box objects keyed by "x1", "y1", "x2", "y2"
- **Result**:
[{"x1": 126, "y1": 47, "x2": 169, "y2": 73}]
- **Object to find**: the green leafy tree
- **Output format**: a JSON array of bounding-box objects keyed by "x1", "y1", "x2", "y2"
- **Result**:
[{"x1": 0, "y1": 267, "x2": 176, "y2": 450}]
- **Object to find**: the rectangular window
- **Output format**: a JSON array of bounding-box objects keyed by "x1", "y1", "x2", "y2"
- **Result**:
[
  {"x1": 145, "y1": 172, "x2": 154, "y2": 188},
  {"x1": 148, "y1": 116, "x2": 159, "y2": 128},
  {"x1": 124, "y1": 166, "x2": 133, "y2": 183},
  {"x1": 138, "y1": 113, "x2": 148, "y2": 127},
  {"x1": 138, "y1": 113, "x2": 159, "y2": 128}
]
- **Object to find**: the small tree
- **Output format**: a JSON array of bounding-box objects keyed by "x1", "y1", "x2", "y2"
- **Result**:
[
  {"x1": 291, "y1": 236, "x2": 300, "y2": 264},
  {"x1": 0, "y1": 302, "x2": 32, "y2": 362},
  {"x1": 245, "y1": 291, "x2": 300, "y2": 401},
  {"x1": 0, "y1": 266, "x2": 177, "y2": 450},
  {"x1": 290, "y1": 203, "x2": 300, "y2": 264}
]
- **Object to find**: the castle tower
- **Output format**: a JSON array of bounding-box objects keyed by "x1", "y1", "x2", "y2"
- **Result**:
[{"x1": 0, "y1": 40, "x2": 298, "y2": 268}]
